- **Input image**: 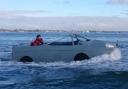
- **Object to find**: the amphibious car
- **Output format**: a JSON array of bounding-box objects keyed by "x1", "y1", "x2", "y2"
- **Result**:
[{"x1": 12, "y1": 34, "x2": 117, "y2": 62}]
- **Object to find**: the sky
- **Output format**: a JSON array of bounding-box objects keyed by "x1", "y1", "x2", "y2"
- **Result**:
[
  {"x1": 0, "y1": 0, "x2": 128, "y2": 17},
  {"x1": 0, "y1": 0, "x2": 128, "y2": 31}
]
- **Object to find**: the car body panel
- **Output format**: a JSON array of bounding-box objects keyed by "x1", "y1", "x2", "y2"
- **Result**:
[{"x1": 12, "y1": 34, "x2": 116, "y2": 62}]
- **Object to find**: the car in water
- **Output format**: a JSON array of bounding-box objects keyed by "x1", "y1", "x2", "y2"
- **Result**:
[{"x1": 12, "y1": 34, "x2": 117, "y2": 62}]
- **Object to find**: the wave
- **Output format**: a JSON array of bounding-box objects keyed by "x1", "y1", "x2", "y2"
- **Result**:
[{"x1": 0, "y1": 48, "x2": 122, "y2": 72}]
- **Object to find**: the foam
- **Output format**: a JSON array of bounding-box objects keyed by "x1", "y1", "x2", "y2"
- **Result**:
[{"x1": 0, "y1": 48, "x2": 123, "y2": 73}]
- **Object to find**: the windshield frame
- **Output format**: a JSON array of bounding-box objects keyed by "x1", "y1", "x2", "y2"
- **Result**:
[{"x1": 73, "y1": 34, "x2": 89, "y2": 42}]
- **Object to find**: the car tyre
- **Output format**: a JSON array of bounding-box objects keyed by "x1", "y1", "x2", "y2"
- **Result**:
[
  {"x1": 20, "y1": 56, "x2": 33, "y2": 62},
  {"x1": 74, "y1": 53, "x2": 89, "y2": 61}
]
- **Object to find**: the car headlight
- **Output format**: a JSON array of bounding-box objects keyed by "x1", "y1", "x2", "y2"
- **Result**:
[{"x1": 106, "y1": 43, "x2": 115, "y2": 48}]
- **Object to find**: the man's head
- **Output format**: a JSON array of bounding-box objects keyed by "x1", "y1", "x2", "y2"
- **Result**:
[{"x1": 36, "y1": 34, "x2": 41, "y2": 38}]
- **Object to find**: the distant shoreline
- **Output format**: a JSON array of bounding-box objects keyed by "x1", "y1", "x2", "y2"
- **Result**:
[{"x1": 0, "y1": 29, "x2": 126, "y2": 32}]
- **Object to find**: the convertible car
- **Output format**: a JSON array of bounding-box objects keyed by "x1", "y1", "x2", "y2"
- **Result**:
[{"x1": 12, "y1": 34, "x2": 117, "y2": 62}]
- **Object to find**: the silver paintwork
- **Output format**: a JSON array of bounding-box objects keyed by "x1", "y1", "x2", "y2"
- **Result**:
[{"x1": 12, "y1": 34, "x2": 116, "y2": 62}]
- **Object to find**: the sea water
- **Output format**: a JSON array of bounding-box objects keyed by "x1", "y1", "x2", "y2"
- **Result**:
[{"x1": 0, "y1": 31, "x2": 127, "y2": 89}]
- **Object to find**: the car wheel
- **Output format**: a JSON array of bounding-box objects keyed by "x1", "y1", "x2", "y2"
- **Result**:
[
  {"x1": 20, "y1": 56, "x2": 33, "y2": 62},
  {"x1": 74, "y1": 53, "x2": 89, "y2": 61}
]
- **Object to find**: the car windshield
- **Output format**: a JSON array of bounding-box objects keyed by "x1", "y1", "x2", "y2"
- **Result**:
[
  {"x1": 45, "y1": 34, "x2": 72, "y2": 45},
  {"x1": 45, "y1": 33, "x2": 89, "y2": 45},
  {"x1": 46, "y1": 34, "x2": 73, "y2": 45},
  {"x1": 74, "y1": 34, "x2": 89, "y2": 41}
]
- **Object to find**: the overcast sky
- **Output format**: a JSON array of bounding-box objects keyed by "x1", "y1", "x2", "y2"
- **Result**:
[{"x1": 0, "y1": 0, "x2": 128, "y2": 31}]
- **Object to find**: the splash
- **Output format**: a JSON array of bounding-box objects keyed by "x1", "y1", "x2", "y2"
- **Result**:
[
  {"x1": 109, "y1": 48, "x2": 122, "y2": 60},
  {"x1": 72, "y1": 48, "x2": 122, "y2": 65},
  {"x1": 2, "y1": 48, "x2": 120, "y2": 69},
  {"x1": 87, "y1": 48, "x2": 121, "y2": 63},
  {"x1": 0, "y1": 48, "x2": 122, "y2": 71}
]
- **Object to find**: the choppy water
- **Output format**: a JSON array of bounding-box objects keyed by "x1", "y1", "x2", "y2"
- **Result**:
[{"x1": 0, "y1": 31, "x2": 128, "y2": 89}]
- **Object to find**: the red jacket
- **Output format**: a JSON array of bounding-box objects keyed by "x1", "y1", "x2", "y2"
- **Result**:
[{"x1": 31, "y1": 38, "x2": 43, "y2": 46}]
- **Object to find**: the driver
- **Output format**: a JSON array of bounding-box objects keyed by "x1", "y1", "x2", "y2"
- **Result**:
[{"x1": 31, "y1": 34, "x2": 44, "y2": 46}]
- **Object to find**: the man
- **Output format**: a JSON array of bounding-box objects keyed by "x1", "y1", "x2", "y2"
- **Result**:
[{"x1": 31, "y1": 34, "x2": 43, "y2": 46}]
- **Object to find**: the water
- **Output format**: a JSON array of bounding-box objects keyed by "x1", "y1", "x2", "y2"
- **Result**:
[{"x1": 0, "y1": 31, "x2": 127, "y2": 89}]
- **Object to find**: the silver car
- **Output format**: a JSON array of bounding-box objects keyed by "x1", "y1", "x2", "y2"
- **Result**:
[{"x1": 12, "y1": 34, "x2": 117, "y2": 62}]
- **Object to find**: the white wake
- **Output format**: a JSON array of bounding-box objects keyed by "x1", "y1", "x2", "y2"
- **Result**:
[{"x1": 0, "y1": 48, "x2": 123, "y2": 73}]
